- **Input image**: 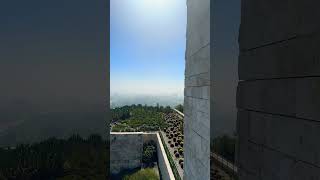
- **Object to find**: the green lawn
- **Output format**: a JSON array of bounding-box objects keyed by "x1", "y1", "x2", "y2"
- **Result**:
[{"x1": 123, "y1": 168, "x2": 159, "y2": 180}]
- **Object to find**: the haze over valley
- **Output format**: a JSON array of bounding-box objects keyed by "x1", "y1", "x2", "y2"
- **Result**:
[{"x1": 111, "y1": 92, "x2": 183, "y2": 108}]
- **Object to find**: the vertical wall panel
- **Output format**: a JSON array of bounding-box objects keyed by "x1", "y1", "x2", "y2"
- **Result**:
[
  {"x1": 185, "y1": 0, "x2": 210, "y2": 179},
  {"x1": 237, "y1": 0, "x2": 320, "y2": 179}
]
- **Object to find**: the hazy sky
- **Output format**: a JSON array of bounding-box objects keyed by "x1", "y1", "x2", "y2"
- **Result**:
[{"x1": 110, "y1": 0, "x2": 186, "y2": 96}]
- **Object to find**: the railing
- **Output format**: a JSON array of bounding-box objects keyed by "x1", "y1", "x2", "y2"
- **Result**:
[
  {"x1": 211, "y1": 152, "x2": 238, "y2": 176},
  {"x1": 173, "y1": 108, "x2": 184, "y2": 117},
  {"x1": 173, "y1": 108, "x2": 238, "y2": 177}
]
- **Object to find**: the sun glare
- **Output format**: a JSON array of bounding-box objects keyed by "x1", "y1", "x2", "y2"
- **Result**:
[{"x1": 142, "y1": 0, "x2": 169, "y2": 9}]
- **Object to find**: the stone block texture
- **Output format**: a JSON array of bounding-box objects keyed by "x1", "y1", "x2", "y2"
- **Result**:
[
  {"x1": 110, "y1": 133, "x2": 143, "y2": 175},
  {"x1": 110, "y1": 133, "x2": 175, "y2": 179},
  {"x1": 237, "y1": 0, "x2": 320, "y2": 179},
  {"x1": 184, "y1": 0, "x2": 210, "y2": 179}
]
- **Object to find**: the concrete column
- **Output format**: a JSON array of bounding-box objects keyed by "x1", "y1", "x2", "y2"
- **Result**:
[
  {"x1": 184, "y1": 0, "x2": 210, "y2": 179},
  {"x1": 237, "y1": 0, "x2": 320, "y2": 179}
]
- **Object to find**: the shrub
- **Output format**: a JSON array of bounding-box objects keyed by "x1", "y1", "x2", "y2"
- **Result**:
[
  {"x1": 142, "y1": 141, "x2": 157, "y2": 166},
  {"x1": 175, "y1": 104, "x2": 183, "y2": 113},
  {"x1": 178, "y1": 149, "x2": 183, "y2": 155},
  {"x1": 180, "y1": 142, "x2": 183, "y2": 147},
  {"x1": 170, "y1": 144, "x2": 174, "y2": 148},
  {"x1": 179, "y1": 159, "x2": 183, "y2": 164},
  {"x1": 175, "y1": 153, "x2": 180, "y2": 158}
]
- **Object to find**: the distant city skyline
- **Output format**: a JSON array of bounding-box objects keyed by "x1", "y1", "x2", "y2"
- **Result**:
[{"x1": 110, "y1": 0, "x2": 186, "y2": 96}]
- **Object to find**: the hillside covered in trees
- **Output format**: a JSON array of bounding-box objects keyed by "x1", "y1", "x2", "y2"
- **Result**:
[
  {"x1": 0, "y1": 134, "x2": 108, "y2": 180},
  {"x1": 111, "y1": 104, "x2": 173, "y2": 132}
]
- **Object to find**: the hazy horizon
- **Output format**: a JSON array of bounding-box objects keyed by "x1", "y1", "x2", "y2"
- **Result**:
[{"x1": 110, "y1": 92, "x2": 183, "y2": 108}]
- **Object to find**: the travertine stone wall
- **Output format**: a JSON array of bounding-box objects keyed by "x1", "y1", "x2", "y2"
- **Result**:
[
  {"x1": 184, "y1": 0, "x2": 210, "y2": 179},
  {"x1": 110, "y1": 132, "x2": 143, "y2": 174},
  {"x1": 237, "y1": 0, "x2": 320, "y2": 179},
  {"x1": 110, "y1": 132, "x2": 175, "y2": 179}
]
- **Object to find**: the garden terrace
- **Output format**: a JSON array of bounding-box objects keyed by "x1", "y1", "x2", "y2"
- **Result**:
[
  {"x1": 111, "y1": 105, "x2": 171, "y2": 132},
  {"x1": 160, "y1": 110, "x2": 184, "y2": 178}
]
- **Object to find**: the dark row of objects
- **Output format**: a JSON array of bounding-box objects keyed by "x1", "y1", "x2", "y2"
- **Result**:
[{"x1": 163, "y1": 112, "x2": 184, "y2": 169}]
